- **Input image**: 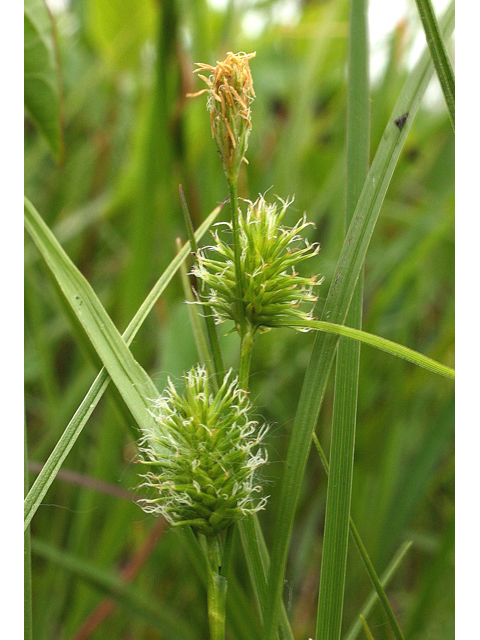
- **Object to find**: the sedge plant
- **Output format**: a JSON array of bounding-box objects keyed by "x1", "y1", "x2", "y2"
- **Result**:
[
  {"x1": 136, "y1": 51, "x2": 326, "y2": 639},
  {"x1": 24, "y1": 12, "x2": 454, "y2": 635},
  {"x1": 132, "y1": 49, "x2": 454, "y2": 640}
]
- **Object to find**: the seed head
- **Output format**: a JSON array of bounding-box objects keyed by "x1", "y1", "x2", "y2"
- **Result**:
[
  {"x1": 193, "y1": 195, "x2": 323, "y2": 333},
  {"x1": 137, "y1": 366, "x2": 268, "y2": 536},
  {"x1": 188, "y1": 51, "x2": 256, "y2": 180}
]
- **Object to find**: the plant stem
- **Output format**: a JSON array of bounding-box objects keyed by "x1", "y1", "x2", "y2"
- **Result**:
[
  {"x1": 227, "y1": 177, "x2": 247, "y2": 339},
  {"x1": 239, "y1": 329, "x2": 255, "y2": 389},
  {"x1": 205, "y1": 536, "x2": 228, "y2": 640}
]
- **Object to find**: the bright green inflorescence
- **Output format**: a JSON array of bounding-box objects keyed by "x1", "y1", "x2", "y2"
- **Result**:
[
  {"x1": 193, "y1": 194, "x2": 323, "y2": 334},
  {"x1": 137, "y1": 366, "x2": 268, "y2": 536}
]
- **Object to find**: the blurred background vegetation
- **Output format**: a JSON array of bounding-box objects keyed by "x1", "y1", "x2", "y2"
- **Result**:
[{"x1": 25, "y1": 0, "x2": 454, "y2": 638}]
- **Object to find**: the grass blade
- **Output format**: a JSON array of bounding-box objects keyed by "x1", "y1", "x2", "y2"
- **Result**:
[
  {"x1": 24, "y1": 199, "x2": 222, "y2": 529},
  {"x1": 271, "y1": 320, "x2": 454, "y2": 379},
  {"x1": 25, "y1": 194, "x2": 158, "y2": 414},
  {"x1": 414, "y1": 0, "x2": 455, "y2": 130},
  {"x1": 262, "y1": 4, "x2": 455, "y2": 638},
  {"x1": 315, "y1": 0, "x2": 369, "y2": 637},
  {"x1": 30, "y1": 538, "x2": 196, "y2": 639}
]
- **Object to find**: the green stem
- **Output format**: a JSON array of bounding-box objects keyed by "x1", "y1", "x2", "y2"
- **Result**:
[
  {"x1": 238, "y1": 518, "x2": 293, "y2": 640},
  {"x1": 344, "y1": 543, "x2": 412, "y2": 640},
  {"x1": 239, "y1": 329, "x2": 255, "y2": 390},
  {"x1": 227, "y1": 177, "x2": 247, "y2": 338},
  {"x1": 348, "y1": 521, "x2": 404, "y2": 640},
  {"x1": 237, "y1": 329, "x2": 294, "y2": 639},
  {"x1": 205, "y1": 536, "x2": 228, "y2": 640}
]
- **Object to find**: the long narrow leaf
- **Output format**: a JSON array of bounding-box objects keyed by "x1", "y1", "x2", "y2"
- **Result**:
[
  {"x1": 271, "y1": 319, "x2": 454, "y2": 379},
  {"x1": 316, "y1": 1, "x2": 369, "y2": 637},
  {"x1": 414, "y1": 0, "x2": 455, "y2": 129},
  {"x1": 25, "y1": 195, "x2": 158, "y2": 414},
  {"x1": 262, "y1": 5, "x2": 455, "y2": 638},
  {"x1": 24, "y1": 199, "x2": 222, "y2": 529}
]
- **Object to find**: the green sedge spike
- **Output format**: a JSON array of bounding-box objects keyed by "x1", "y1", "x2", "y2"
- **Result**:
[
  {"x1": 192, "y1": 194, "x2": 323, "y2": 335},
  {"x1": 137, "y1": 365, "x2": 268, "y2": 537}
]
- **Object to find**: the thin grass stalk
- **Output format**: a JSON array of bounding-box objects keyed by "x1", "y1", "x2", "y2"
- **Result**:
[
  {"x1": 414, "y1": 0, "x2": 455, "y2": 130},
  {"x1": 227, "y1": 177, "x2": 248, "y2": 341},
  {"x1": 262, "y1": 5, "x2": 455, "y2": 638},
  {"x1": 24, "y1": 202, "x2": 222, "y2": 530},
  {"x1": 316, "y1": 1, "x2": 369, "y2": 636},
  {"x1": 229, "y1": 304, "x2": 292, "y2": 639},
  {"x1": 180, "y1": 527, "x2": 263, "y2": 640},
  {"x1": 236, "y1": 348, "x2": 295, "y2": 640}
]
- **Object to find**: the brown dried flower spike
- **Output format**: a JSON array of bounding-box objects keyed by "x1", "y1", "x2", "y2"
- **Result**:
[{"x1": 188, "y1": 51, "x2": 256, "y2": 180}]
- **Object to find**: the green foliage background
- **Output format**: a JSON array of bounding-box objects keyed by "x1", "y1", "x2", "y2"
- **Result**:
[{"x1": 25, "y1": 0, "x2": 454, "y2": 638}]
